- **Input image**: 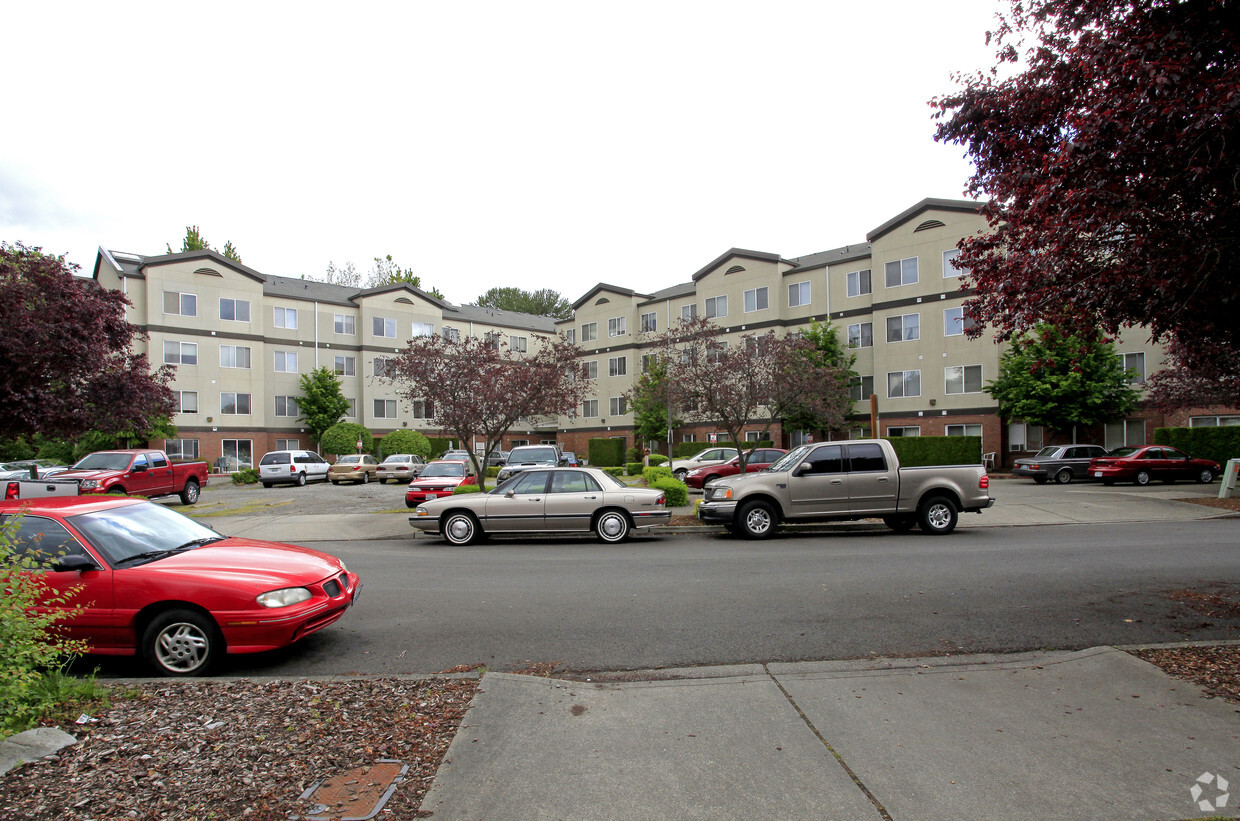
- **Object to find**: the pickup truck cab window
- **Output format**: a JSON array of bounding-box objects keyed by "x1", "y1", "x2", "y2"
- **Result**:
[
  {"x1": 848, "y1": 443, "x2": 888, "y2": 472},
  {"x1": 802, "y1": 446, "x2": 845, "y2": 474}
]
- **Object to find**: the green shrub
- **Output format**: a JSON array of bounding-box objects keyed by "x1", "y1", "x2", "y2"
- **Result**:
[
  {"x1": 378, "y1": 429, "x2": 432, "y2": 460},
  {"x1": 1, "y1": 518, "x2": 108, "y2": 736},
  {"x1": 885, "y1": 436, "x2": 981, "y2": 467},
  {"x1": 651, "y1": 477, "x2": 689, "y2": 507},
  {"x1": 643, "y1": 465, "x2": 673, "y2": 484},
  {"x1": 486, "y1": 466, "x2": 500, "y2": 478},
  {"x1": 625, "y1": 462, "x2": 644, "y2": 476},
  {"x1": 625, "y1": 446, "x2": 644, "y2": 463},
  {"x1": 589, "y1": 438, "x2": 627, "y2": 467},
  {"x1": 231, "y1": 468, "x2": 260, "y2": 484},
  {"x1": 1153, "y1": 426, "x2": 1240, "y2": 468},
  {"x1": 427, "y1": 437, "x2": 454, "y2": 458},
  {"x1": 647, "y1": 454, "x2": 668, "y2": 466},
  {"x1": 321, "y1": 422, "x2": 375, "y2": 458},
  {"x1": 602, "y1": 466, "x2": 624, "y2": 478},
  {"x1": 453, "y1": 484, "x2": 482, "y2": 494}
]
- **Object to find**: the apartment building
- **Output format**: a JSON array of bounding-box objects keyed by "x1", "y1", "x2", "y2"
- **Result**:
[{"x1": 94, "y1": 198, "x2": 1225, "y2": 470}]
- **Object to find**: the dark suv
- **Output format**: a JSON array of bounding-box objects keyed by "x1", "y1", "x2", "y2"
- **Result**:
[{"x1": 495, "y1": 445, "x2": 566, "y2": 483}]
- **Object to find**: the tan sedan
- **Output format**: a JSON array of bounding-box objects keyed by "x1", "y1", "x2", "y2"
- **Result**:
[
  {"x1": 329, "y1": 454, "x2": 379, "y2": 485},
  {"x1": 409, "y1": 467, "x2": 671, "y2": 545}
]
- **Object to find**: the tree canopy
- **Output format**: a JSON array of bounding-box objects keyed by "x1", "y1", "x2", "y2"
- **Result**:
[
  {"x1": 932, "y1": 0, "x2": 1240, "y2": 398},
  {"x1": 297, "y1": 367, "x2": 352, "y2": 447},
  {"x1": 626, "y1": 356, "x2": 681, "y2": 452},
  {"x1": 984, "y1": 323, "x2": 1139, "y2": 433},
  {"x1": 0, "y1": 243, "x2": 176, "y2": 441},
  {"x1": 475, "y1": 287, "x2": 571, "y2": 319},
  {"x1": 166, "y1": 225, "x2": 242, "y2": 262}
]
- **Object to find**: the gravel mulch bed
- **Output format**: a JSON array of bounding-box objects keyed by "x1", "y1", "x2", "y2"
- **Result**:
[{"x1": 0, "y1": 677, "x2": 478, "y2": 821}]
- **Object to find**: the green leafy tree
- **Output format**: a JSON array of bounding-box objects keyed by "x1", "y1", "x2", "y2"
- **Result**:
[
  {"x1": 475, "y1": 287, "x2": 572, "y2": 319},
  {"x1": 367, "y1": 255, "x2": 444, "y2": 298},
  {"x1": 626, "y1": 356, "x2": 681, "y2": 454},
  {"x1": 297, "y1": 367, "x2": 352, "y2": 447},
  {"x1": 166, "y1": 226, "x2": 242, "y2": 262},
  {"x1": 320, "y1": 422, "x2": 374, "y2": 459},
  {"x1": 378, "y1": 429, "x2": 431, "y2": 460},
  {"x1": 777, "y1": 320, "x2": 857, "y2": 437},
  {"x1": 985, "y1": 323, "x2": 1139, "y2": 436}
]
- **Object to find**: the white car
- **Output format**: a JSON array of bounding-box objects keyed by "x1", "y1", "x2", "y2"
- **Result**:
[
  {"x1": 669, "y1": 447, "x2": 739, "y2": 481},
  {"x1": 258, "y1": 450, "x2": 331, "y2": 487}
]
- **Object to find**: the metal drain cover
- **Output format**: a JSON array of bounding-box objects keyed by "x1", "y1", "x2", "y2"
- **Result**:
[{"x1": 292, "y1": 760, "x2": 408, "y2": 821}]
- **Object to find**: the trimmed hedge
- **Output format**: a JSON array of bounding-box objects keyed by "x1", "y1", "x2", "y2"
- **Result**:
[
  {"x1": 231, "y1": 468, "x2": 259, "y2": 484},
  {"x1": 651, "y1": 477, "x2": 688, "y2": 507},
  {"x1": 1153, "y1": 427, "x2": 1240, "y2": 467},
  {"x1": 428, "y1": 437, "x2": 454, "y2": 458},
  {"x1": 647, "y1": 454, "x2": 668, "y2": 466},
  {"x1": 589, "y1": 438, "x2": 627, "y2": 467},
  {"x1": 643, "y1": 465, "x2": 673, "y2": 484},
  {"x1": 453, "y1": 484, "x2": 482, "y2": 494},
  {"x1": 885, "y1": 436, "x2": 982, "y2": 467},
  {"x1": 625, "y1": 462, "x2": 644, "y2": 476},
  {"x1": 601, "y1": 466, "x2": 624, "y2": 477}
]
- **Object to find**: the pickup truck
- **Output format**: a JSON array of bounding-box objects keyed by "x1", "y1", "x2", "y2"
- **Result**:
[
  {"x1": 57, "y1": 449, "x2": 210, "y2": 505},
  {"x1": 3, "y1": 476, "x2": 80, "y2": 501},
  {"x1": 696, "y1": 439, "x2": 993, "y2": 538}
]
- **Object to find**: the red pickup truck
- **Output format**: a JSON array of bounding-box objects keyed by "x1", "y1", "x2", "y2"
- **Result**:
[{"x1": 58, "y1": 449, "x2": 210, "y2": 505}]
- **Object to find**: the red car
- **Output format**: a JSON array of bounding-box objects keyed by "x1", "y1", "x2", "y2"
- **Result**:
[
  {"x1": 1088, "y1": 445, "x2": 1221, "y2": 486},
  {"x1": 684, "y1": 448, "x2": 788, "y2": 489},
  {"x1": 404, "y1": 460, "x2": 479, "y2": 506},
  {"x1": 0, "y1": 496, "x2": 360, "y2": 676}
]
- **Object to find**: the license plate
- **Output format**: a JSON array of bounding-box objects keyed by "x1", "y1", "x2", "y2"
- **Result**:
[{"x1": 1094, "y1": 471, "x2": 1103, "y2": 477}]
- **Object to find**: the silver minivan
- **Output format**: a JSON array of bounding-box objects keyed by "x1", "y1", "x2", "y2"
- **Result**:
[{"x1": 258, "y1": 450, "x2": 331, "y2": 487}]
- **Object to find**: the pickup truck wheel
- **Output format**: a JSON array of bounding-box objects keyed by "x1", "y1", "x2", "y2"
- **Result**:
[
  {"x1": 178, "y1": 479, "x2": 200, "y2": 505},
  {"x1": 1135, "y1": 470, "x2": 1151, "y2": 486},
  {"x1": 882, "y1": 515, "x2": 916, "y2": 533},
  {"x1": 143, "y1": 609, "x2": 220, "y2": 676},
  {"x1": 738, "y1": 501, "x2": 777, "y2": 540},
  {"x1": 595, "y1": 510, "x2": 631, "y2": 543},
  {"x1": 918, "y1": 496, "x2": 958, "y2": 535}
]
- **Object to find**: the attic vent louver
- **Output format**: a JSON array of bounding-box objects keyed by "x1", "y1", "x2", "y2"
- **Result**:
[
  {"x1": 193, "y1": 267, "x2": 223, "y2": 277},
  {"x1": 725, "y1": 265, "x2": 746, "y2": 274},
  {"x1": 914, "y1": 219, "x2": 946, "y2": 232},
  {"x1": 395, "y1": 297, "x2": 414, "y2": 304},
  {"x1": 595, "y1": 297, "x2": 610, "y2": 305}
]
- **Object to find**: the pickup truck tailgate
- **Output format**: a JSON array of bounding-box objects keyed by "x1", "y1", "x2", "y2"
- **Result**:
[{"x1": 3, "y1": 478, "x2": 81, "y2": 500}]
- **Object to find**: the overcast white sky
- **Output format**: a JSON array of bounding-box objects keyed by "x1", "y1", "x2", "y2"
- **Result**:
[{"x1": 2, "y1": 1, "x2": 1005, "y2": 306}]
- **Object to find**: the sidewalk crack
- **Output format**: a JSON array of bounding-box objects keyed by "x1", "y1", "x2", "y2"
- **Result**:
[{"x1": 763, "y1": 663, "x2": 893, "y2": 821}]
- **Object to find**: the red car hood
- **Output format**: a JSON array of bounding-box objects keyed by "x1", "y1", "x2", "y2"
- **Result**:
[
  {"x1": 410, "y1": 476, "x2": 466, "y2": 487},
  {"x1": 57, "y1": 469, "x2": 121, "y2": 481},
  {"x1": 132, "y1": 539, "x2": 343, "y2": 587}
]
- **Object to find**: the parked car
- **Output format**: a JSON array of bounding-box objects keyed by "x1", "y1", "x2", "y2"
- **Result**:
[
  {"x1": 57, "y1": 449, "x2": 210, "y2": 505},
  {"x1": 1011, "y1": 445, "x2": 1111, "y2": 484},
  {"x1": 697, "y1": 439, "x2": 994, "y2": 538},
  {"x1": 562, "y1": 451, "x2": 582, "y2": 468},
  {"x1": 684, "y1": 448, "x2": 787, "y2": 489},
  {"x1": 441, "y1": 449, "x2": 471, "y2": 462},
  {"x1": 495, "y1": 445, "x2": 566, "y2": 482},
  {"x1": 1088, "y1": 446, "x2": 1221, "y2": 486},
  {"x1": 405, "y1": 460, "x2": 479, "y2": 506},
  {"x1": 376, "y1": 453, "x2": 427, "y2": 483},
  {"x1": 0, "y1": 459, "x2": 66, "y2": 479},
  {"x1": 258, "y1": 450, "x2": 331, "y2": 487},
  {"x1": 329, "y1": 454, "x2": 380, "y2": 484},
  {"x1": 410, "y1": 467, "x2": 671, "y2": 544},
  {"x1": 486, "y1": 450, "x2": 510, "y2": 468},
  {"x1": 0, "y1": 496, "x2": 360, "y2": 676},
  {"x1": 670, "y1": 447, "x2": 739, "y2": 481}
]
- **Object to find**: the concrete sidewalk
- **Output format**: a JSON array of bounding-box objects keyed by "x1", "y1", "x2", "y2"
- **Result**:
[{"x1": 422, "y1": 647, "x2": 1240, "y2": 821}]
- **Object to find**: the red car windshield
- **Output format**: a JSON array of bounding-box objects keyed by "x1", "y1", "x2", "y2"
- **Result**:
[{"x1": 421, "y1": 463, "x2": 465, "y2": 478}]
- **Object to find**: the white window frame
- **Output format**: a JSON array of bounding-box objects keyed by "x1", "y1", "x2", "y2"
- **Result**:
[
  {"x1": 608, "y1": 356, "x2": 627, "y2": 377},
  {"x1": 442, "y1": 326, "x2": 461, "y2": 341},
  {"x1": 564, "y1": 329, "x2": 576, "y2": 344},
  {"x1": 945, "y1": 364, "x2": 983, "y2": 395},
  {"x1": 608, "y1": 316, "x2": 627, "y2": 337},
  {"x1": 943, "y1": 248, "x2": 964, "y2": 279},
  {"x1": 177, "y1": 391, "x2": 198, "y2": 414},
  {"x1": 273, "y1": 351, "x2": 298, "y2": 373},
  {"x1": 374, "y1": 357, "x2": 392, "y2": 378},
  {"x1": 846, "y1": 269, "x2": 871, "y2": 297},
  {"x1": 411, "y1": 399, "x2": 434, "y2": 419},
  {"x1": 373, "y1": 316, "x2": 397, "y2": 338},
  {"x1": 166, "y1": 438, "x2": 200, "y2": 460},
  {"x1": 788, "y1": 281, "x2": 811, "y2": 307},
  {"x1": 582, "y1": 399, "x2": 599, "y2": 418},
  {"x1": 220, "y1": 392, "x2": 252, "y2": 415},
  {"x1": 847, "y1": 322, "x2": 873, "y2": 349},
  {"x1": 885, "y1": 257, "x2": 919, "y2": 288},
  {"x1": 641, "y1": 312, "x2": 657, "y2": 333},
  {"x1": 275, "y1": 395, "x2": 300, "y2": 417},
  {"x1": 220, "y1": 297, "x2": 249, "y2": 322},
  {"x1": 581, "y1": 322, "x2": 598, "y2": 342},
  {"x1": 886, "y1": 313, "x2": 920, "y2": 343},
  {"x1": 1119, "y1": 351, "x2": 1146, "y2": 384},
  {"x1": 609, "y1": 396, "x2": 627, "y2": 416},
  {"x1": 849, "y1": 375, "x2": 874, "y2": 402},
  {"x1": 220, "y1": 345, "x2": 251, "y2": 369},
  {"x1": 221, "y1": 439, "x2": 253, "y2": 470},
  {"x1": 584, "y1": 360, "x2": 598, "y2": 379},
  {"x1": 412, "y1": 322, "x2": 434, "y2": 337},
  {"x1": 887, "y1": 370, "x2": 921, "y2": 398},
  {"x1": 1104, "y1": 419, "x2": 1144, "y2": 450},
  {"x1": 681, "y1": 304, "x2": 697, "y2": 321},
  {"x1": 705, "y1": 295, "x2": 728, "y2": 318},
  {"x1": 373, "y1": 399, "x2": 397, "y2": 419},
  {"x1": 511, "y1": 336, "x2": 528, "y2": 353},
  {"x1": 1189, "y1": 415, "x2": 1240, "y2": 427},
  {"x1": 1009, "y1": 421, "x2": 1045, "y2": 452},
  {"x1": 944, "y1": 306, "x2": 971, "y2": 337},
  {"x1": 163, "y1": 340, "x2": 198, "y2": 366},
  {"x1": 334, "y1": 355, "x2": 355, "y2": 377},
  {"x1": 334, "y1": 314, "x2": 355, "y2": 335},
  {"x1": 946, "y1": 423, "x2": 983, "y2": 437},
  {"x1": 163, "y1": 290, "x2": 197, "y2": 317},
  {"x1": 886, "y1": 426, "x2": 921, "y2": 437},
  {"x1": 744, "y1": 287, "x2": 768, "y2": 313},
  {"x1": 274, "y1": 307, "x2": 298, "y2": 329}
]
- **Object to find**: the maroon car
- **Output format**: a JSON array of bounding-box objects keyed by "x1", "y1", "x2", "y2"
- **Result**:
[
  {"x1": 1088, "y1": 445, "x2": 1220, "y2": 486},
  {"x1": 684, "y1": 448, "x2": 787, "y2": 489}
]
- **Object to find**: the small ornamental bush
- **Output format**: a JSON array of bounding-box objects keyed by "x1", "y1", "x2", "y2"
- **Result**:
[
  {"x1": 378, "y1": 429, "x2": 432, "y2": 460},
  {"x1": 643, "y1": 465, "x2": 673, "y2": 484},
  {"x1": 453, "y1": 484, "x2": 482, "y2": 494},
  {"x1": 647, "y1": 454, "x2": 668, "y2": 466},
  {"x1": 602, "y1": 467, "x2": 624, "y2": 478},
  {"x1": 231, "y1": 468, "x2": 260, "y2": 485},
  {"x1": 625, "y1": 462, "x2": 644, "y2": 476},
  {"x1": 321, "y1": 423, "x2": 375, "y2": 458},
  {"x1": 651, "y1": 478, "x2": 688, "y2": 507}
]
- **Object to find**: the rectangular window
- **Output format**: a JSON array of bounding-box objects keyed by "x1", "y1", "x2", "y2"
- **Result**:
[
  {"x1": 848, "y1": 375, "x2": 875, "y2": 402},
  {"x1": 1119, "y1": 352, "x2": 1146, "y2": 383},
  {"x1": 943, "y1": 248, "x2": 964, "y2": 279},
  {"x1": 411, "y1": 399, "x2": 434, "y2": 419},
  {"x1": 582, "y1": 399, "x2": 599, "y2": 418},
  {"x1": 345, "y1": 398, "x2": 357, "y2": 417},
  {"x1": 641, "y1": 312, "x2": 657, "y2": 333},
  {"x1": 274, "y1": 307, "x2": 298, "y2": 329},
  {"x1": 1104, "y1": 419, "x2": 1144, "y2": 450},
  {"x1": 886, "y1": 313, "x2": 920, "y2": 343},
  {"x1": 511, "y1": 336, "x2": 528, "y2": 353},
  {"x1": 944, "y1": 306, "x2": 978, "y2": 336},
  {"x1": 886, "y1": 426, "x2": 921, "y2": 437},
  {"x1": 609, "y1": 397, "x2": 627, "y2": 416},
  {"x1": 166, "y1": 439, "x2": 200, "y2": 460},
  {"x1": 412, "y1": 322, "x2": 435, "y2": 337},
  {"x1": 945, "y1": 364, "x2": 983, "y2": 394},
  {"x1": 608, "y1": 356, "x2": 627, "y2": 377},
  {"x1": 584, "y1": 360, "x2": 598, "y2": 379},
  {"x1": 885, "y1": 257, "x2": 918, "y2": 287},
  {"x1": 788, "y1": 281, "x2": 811, "y2": 307},
  {"x1": 220, "y1": 298, "x2": 249, "y2": 322},
  {"x1": 273, "y1": 351, "x2": 298, "y2": 373},
  {"x1": 641, "y1": 354, "x2": 657, "y2": 373},
  {"x1": 177, "y1": 391, "x2": 198, "y2": 414},
  {"x1": 484, "y1": 331, "x2": 501, "y2": 349},
  {"x1": 334, "y1": 355, "x2": 355, "y2": 377},
  {"x1": 374, "y1": 357, "x2": 392, "y2": 378},
  {"x1": 847, "y1": 322, "x2": 873, "y2": 349},
  {"x1": 374, "y1": 399, "x2": 397, "y2": 418},
  {"x1": 334, "y1": 314, "x2": 355, "y2": 335},
  {"x1": 682, "y1": 433, "x2": 697, "y2": 443},
  {"x1": 275, "y1": 395, "x2": 300, "y2": 417},
  {"x1": 163, "y1": 341, "x2": 198, "y2": 366},
  {"x1": 1189, "y1": 415, "x2": 1240, "y2": 427},
  {"x1": 681, "y1": 304, "x2": 698, "y2": 321},
  {"x1": 220, "y1": 345, "x2": 251, "y2": 369},
  {"x1": 276, "y1": 438, "x2": 300, "y2": 451},
  {"x1": 221, "y1": 392, "x2": 252, "y2": 415},
  {"x1": 744, "y1": 287, "x2": 768, "y2": 313},
  {"x1": 222, "y1": 440, "x2": 254, "y2": 470},
  {"x1": 564, "y1": 329, "x2": 575, "y2": 344},
  {"x1": 373, "y1": 316, "x2": 396, "y2": 338},
  {"x1": 163, "y1": 290, "x2": 197, "y2": 316},
  {"x1": 1010, "y1": 421, "x2": 1045, "y2": 452},
  {"x1": 608, "y1": 316, "x2": 627, "y2": 337},
  {"x1": 946, "y1": 423, "x2": 983, "y2": 437},
  {"x1": 846, "y1": 269, "x2": 871, "y2": 297},
  {"x1": 705, "y1": 295, "x2": 728, "y2": 318},
  {"x1": 581, "y1": 322, "x2": 598, "y2": 342},
  {"x1": 744, "y1": 431, "x2": 762, "y2": 442},
  {"x1": 442, "y1": 326, "x2": 460, "y2": 341},
  {"x1": 887, "y1": 370, "x2": 921, "y2": 398}
]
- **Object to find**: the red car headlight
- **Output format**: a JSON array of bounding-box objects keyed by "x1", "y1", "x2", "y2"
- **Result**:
[{"x1": 257, "y1": 587, "x2": 312, "y2": 608}]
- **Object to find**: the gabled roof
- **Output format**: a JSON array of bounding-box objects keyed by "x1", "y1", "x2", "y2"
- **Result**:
[
  {"x1": 690, "y1": 248, "x2": 787, "y2": 282},
  {"x1": 570, "y1": 282, "x2": 651, "y2": 311},
  {"x1": 867, "y1": 198, "x2": 982, "y2": 242},
  {"x1": 787, "y1": 243, "x2": 872, "y2": 271},
  {"x1": 93, "y1": 247, "x2": 269, "y2": 283},
  {"x1": 448, "y1": 304, "x2": 558, "y2": 333},
  {"x1": 353, "y1": 280, "x2": 453, "y2": 310}
]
